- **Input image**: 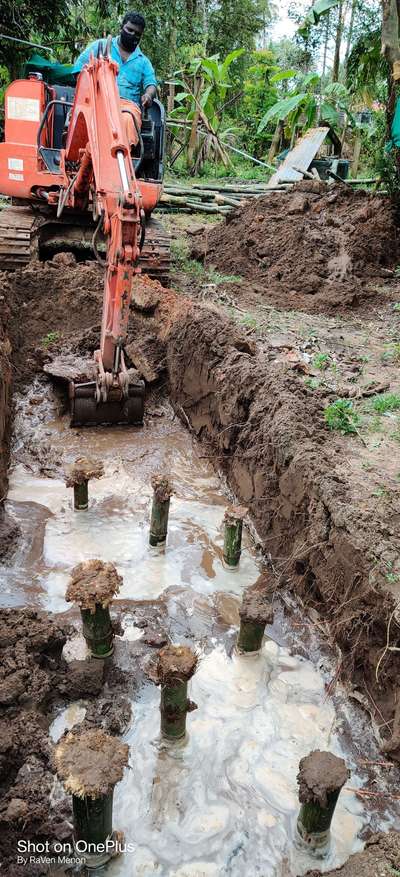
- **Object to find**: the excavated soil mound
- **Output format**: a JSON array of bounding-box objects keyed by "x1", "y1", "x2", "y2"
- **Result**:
[
  {"x1": 191, "y1": 184, "x2": 400, "y2": 313},
  {"x1": 0, "y1": 257, "x2": 103, "y2": 390}
]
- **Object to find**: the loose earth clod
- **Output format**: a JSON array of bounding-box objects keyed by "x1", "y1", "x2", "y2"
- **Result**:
[
  {"x1": 223, "y1": 505, "x2": 248, "y2": 568},
  {"x1": 65, "y1": 456, "x2": 104, "y2": 510},
  {"x1": 296, "y1": 749, "x2": 350, "y2": 857},
  {"x1": 237, "y1": 582, "x2": 274, "y2": 653},
  {"x1": 53, "y1": 729, "x2": 129, "y2": 868},
  {"x1": 146, "y1": 644, "x2": 198, "y2": 740},
  {"x1": 149, "y1": 474, "x2": 173, "y2": 548},
  {"x1": 66, "y1": 560, "x2": 122, "y2": 658}
]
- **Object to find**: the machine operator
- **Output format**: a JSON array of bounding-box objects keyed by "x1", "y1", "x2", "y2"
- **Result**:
[{"x1": 73, "y1": 11, "x2": 157, "y2": 148}]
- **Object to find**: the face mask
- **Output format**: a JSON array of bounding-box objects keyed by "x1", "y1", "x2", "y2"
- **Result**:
[{"x1": 120, "y1": 28, "x2": 140, "y2": 52}]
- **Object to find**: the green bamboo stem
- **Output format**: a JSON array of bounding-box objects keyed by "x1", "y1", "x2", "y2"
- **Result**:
[
  {"x1": 296, "y1": 750, "x2": 349, "y2": 857},
  {"x1": 73, "y1": 791, "x2": 113, "y2": 862},
  {"x1": 54, "y1": 729, "x2": 128, "y2": 869},
  {"x1": 223, "y1": 517, "x2": 243, "y2": 568},
  {"x1": 149, "y1": 496, "x2": 171, "y2": 547},
  {"x1": 296, "y1": 789, "x2": 341, "y2": 854},
  {"x1": 74, "y1": 480, "x2": 88, "y2": 510},
  {"x1": 161, "y1": 679, "x2": 189, "y2": 740},
  {"x1": 237, "y1": 619, "x2": 266, "y2": 653},
  {"x1": 80, "y1": 604, "x2": 114, "y2": 658}
]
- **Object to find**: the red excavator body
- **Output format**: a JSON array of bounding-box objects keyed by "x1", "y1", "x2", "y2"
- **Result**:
[{"x1": 0, "y1": 43, "x2": 169, "y2": 426}]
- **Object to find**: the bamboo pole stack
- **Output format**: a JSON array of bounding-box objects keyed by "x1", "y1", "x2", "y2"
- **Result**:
[
  {"x1": 156, "y1": 179, "x2": 291, "y2": 215},
  {"x1": 156, "y1": 177, "x2": 379, "y2": 215}
]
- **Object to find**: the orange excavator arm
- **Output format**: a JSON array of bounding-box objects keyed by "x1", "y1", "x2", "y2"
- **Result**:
[{"x1": 63, "y1": 42, "x2": 145, "y2": 425}]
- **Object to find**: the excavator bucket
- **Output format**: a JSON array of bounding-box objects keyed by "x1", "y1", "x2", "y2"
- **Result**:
[{"x1": 70, "y1": 381, "x2": 145, "y2": 427}]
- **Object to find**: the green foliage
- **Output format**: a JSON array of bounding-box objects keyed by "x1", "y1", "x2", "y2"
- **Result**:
[
  {"x1": 346, "y1": 28, "x2": 386, "y2": 99},
  {"x1": 0, "y1": 65, "x2": 10, "y2": 104},
  {"x1": 365, "y1": 393, "x2": 400, "y2": 414},
  {"x1": 207, "y1": 0, "x2": 273, "y2": 62},
  {"x1": 239, "y1": 50, "x2": 278, "y2": 155},
  {"x1": 0, "y1": 0, "x2": 70, "y2": 75},
  {"x1": 381, "y1": 343, "x2": 400, "y2": 364},
  {"x1": 171, "y1": 48, "x2": 245, "y2": 172},
  {"x1": 299, "y1": 0, "x2": 340, "y2": 36},
  {"x1": 324, "y1": 399, "x2": 360, "y2": 435},
  {"x1": 257, "y1": 69, "x2": 352, "y2": 137},
  {"x1": 305, "y1": 377, "x2": 321, "y2": 389},
  {"x1": 313, "y1": 352, "x2": 331, "y2": 370},
  {"x1": 170, "y1": 238, "x2": 240, "y2": 284},
  {"x1": 359, "y1": 110, "x2": 387, "y2": 177},
  {"x1": 41, "y1": 331, "x2": 60, "y2": 347}
]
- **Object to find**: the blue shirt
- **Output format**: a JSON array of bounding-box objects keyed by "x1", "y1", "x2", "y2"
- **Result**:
[{"x1": 73, "y1": 36, "x2": 157, "y2": 106}]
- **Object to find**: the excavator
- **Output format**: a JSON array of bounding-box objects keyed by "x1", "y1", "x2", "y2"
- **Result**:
[{"x1": 0, "y1": 39, "x2": 169, "y2": 426}]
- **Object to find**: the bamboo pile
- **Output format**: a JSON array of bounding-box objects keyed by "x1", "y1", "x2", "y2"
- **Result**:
[
  {"x1": 155, "y1": 175, "x2": 378, "y2": 215},
  {"x1": 156, "y1": 180, "x2": 290, "y2": 215}
]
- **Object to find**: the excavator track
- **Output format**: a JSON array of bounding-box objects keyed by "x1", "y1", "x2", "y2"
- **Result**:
[
  {"x1": 0, "y1": 207, "x2": 170, "y2": 284},
  {"x1": 0, "y1": 206, "x2": 38, "y2": 271},
  {"x1": 140, "y1": 217, "x2": 170, "y2": 285}
]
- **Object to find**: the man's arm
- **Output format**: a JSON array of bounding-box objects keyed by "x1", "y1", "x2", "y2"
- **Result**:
[
  {"x1": 141, "y1": 57, "x2": 157, "y2": 108},
  {"x1": 72, "y1": 40, "x2": 102, "y2": 75}
]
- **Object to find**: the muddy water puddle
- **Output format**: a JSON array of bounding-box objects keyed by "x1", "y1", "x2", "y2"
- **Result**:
[{"x1": 2, "y1": 382, "x2": 398, "y2": 875}]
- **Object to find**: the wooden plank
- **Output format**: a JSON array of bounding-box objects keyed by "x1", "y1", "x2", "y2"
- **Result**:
[{"x1": 267, "y1": 127, "x2": 329, "y2": 189}]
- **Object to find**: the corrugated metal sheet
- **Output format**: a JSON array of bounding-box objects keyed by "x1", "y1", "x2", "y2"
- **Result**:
[{"x1": 267, "y1": 127, "x2": 329, "y2": 189}]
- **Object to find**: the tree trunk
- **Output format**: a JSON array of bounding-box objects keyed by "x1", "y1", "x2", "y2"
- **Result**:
[
  {"x1": 344, "y1": 0, "x2": 357, "y2": 75},
  {"x1": 351, "y1": 134, "x2": 362, "y2": 177},
  {"x1": 382, "y1": 0, "x2": 400, "y2": 66},
  {"x1": 382, "y1": 0, "x2": 400, "y2": 178},
  {"x1": 332, "y1": 0, "x2": 344, "y2": 81},
  {"x1": 267, "y1": 120, "x2": 283, "y2": 163},
  {"x1": 322, "y1": 13, "x2": 330, "y2": 81},
  {"x1": 187, "y1": 75, "x2": 203, "y2": 171}
]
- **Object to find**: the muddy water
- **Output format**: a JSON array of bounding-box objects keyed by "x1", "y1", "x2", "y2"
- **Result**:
[{"x1": 2, "y1": 382, "x2": 397, "y2": 875}]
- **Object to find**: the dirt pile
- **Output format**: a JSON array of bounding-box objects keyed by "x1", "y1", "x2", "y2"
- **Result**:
[
  {"x1": 307, "y1": 831, "x2": 400, "y2": 876},
  {"x1": 0, "y1": 609, "x2": 72, "y2": 873},
  {"x1": 191, "y1": 184, "x2": 400, "y2": 313},
  {"x1": 0, "y1": 257, "x2": 103, "y2": 391}
]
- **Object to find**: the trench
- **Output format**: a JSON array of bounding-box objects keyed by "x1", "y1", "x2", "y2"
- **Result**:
[{"x1": 1, "y1": 373, "x2": 399, "y2": 876}]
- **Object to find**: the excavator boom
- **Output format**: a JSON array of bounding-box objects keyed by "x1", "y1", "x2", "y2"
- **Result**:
[{"x1": 61, "y1": 48, "x2": 145, "y2": 425}]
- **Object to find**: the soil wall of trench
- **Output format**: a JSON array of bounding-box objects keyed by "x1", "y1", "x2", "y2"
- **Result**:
[{"x1": 163, "y1": 302, "x2": 399, "y2": 719}]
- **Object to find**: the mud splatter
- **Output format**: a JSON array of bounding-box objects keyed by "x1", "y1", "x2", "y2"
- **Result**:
[
  {"x1": 64, "y1": 456, "x2": 104, "y2": 487},
  {"x1": 298, "y1": 750, "x2": 350, "y2": 808},
  {"x1": 151, "y1": 474, "x2": 174, "y2": 503},
  {"x1": 53, "y1": 728, "x2": 129, "y2": 798},
  {"x1": 66, "y1": 559, "x2": 122, "y2": 611}
]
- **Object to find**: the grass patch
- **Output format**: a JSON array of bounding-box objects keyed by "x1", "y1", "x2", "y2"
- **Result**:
[
  {"x1": 365, "y1": 392, "x2": 400, "y2": 414},
  {"x1": 207, "y1": 270, "x2": 241, "y2": 284},
  {"x1": 305, "y1": 377, "x2": 320, "y2": 390},
  {"x1": 170, "y1": 239, "x2": 205, "y2": 278},
  {"x1": 324, "y1": 399, "x2": 361, "y2": 435},
  {"x1": 171, "y1": 239, "x2": 241, "y2": 286},
  {"x1": 41, "y1": 331, "x2": 60, "y2": 348},
  {"x1": 239, "y1": 313, "x2": 258, "y2": 329},
  {"x1": 381, "y1": 343, "x2": 400, "y2": 364},
  {"x1": 312, "y1": 352, "x2": 331, "y2": 371}
]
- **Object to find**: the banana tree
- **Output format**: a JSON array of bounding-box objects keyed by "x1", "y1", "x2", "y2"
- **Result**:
[
  {"x1": 170, "y1": 48, "x2": 245, "y2": 173},
  {"x1": 298, "y1": 0, "x2": 340, "y2": 36},
  {"x1": 257, "y1": 70, "x2": 354, "y2": 143}
]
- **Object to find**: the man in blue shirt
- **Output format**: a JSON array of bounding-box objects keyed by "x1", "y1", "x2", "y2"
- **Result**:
[{"x1": 73, "y1": 11, "x2": 157, "y2": 146}]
